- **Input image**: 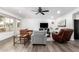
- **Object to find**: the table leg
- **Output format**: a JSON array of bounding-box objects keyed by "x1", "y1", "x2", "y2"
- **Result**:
[{"x1": 13, "y1": 36, "x2": 15, "y2": 46}]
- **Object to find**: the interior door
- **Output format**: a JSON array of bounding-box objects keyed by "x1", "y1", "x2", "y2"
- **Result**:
[{"x1": 74, "y1": 20, "x2": 79, "y2": 39}]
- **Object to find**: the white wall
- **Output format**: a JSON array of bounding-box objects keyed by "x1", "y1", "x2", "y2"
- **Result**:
[{"x1": 21, "y1": 18, "x2": 54, "y2": 31}]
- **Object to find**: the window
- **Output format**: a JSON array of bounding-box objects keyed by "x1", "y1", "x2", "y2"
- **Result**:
[{"x1": 0, "y1": 16, "x2": 20, "y2": 32}]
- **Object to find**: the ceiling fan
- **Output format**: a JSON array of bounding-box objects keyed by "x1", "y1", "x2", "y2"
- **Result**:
[{"x1": 32, "y1": 7, "x2": 49, "y2": 15}]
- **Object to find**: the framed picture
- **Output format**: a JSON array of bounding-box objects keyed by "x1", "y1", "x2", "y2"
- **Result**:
[{"x1": 58, "y1": 19, "x2": 66, "y2": 27}]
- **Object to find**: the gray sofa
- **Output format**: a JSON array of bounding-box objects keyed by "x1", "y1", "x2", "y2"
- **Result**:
[{"x1": 31, "y1": 31, "x2": 47, "y2": 45}]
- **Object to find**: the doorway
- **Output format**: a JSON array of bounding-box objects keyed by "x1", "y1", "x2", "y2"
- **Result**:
[{"x1": 74, "y1": 20, "x2": 79, "y2": 40}]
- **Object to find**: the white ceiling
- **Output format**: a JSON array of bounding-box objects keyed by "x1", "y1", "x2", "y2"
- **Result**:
[{"x1": 0, "y1": 7, "x2": 77, "y2": 19}]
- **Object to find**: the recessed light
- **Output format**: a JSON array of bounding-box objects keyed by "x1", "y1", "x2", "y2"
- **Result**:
[{"x1": 57, "y1": 10, "x2": 61, "y2": 14}]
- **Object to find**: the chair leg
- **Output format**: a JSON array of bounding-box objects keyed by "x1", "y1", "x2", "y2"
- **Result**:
[
  {"x1": 24, "y1": 38, "x2": 28, "y2": 46},
  {"x1": 20, "y1": 37, "x2": 21, "y2": 44},
  {"x1": 24, "y1": 39, "x2": 26, "y2": 46}
]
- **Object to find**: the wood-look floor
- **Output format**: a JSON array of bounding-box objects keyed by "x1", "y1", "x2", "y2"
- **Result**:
[{"x1": 0, "y1": 37, "x2": 79, "y2": 52}]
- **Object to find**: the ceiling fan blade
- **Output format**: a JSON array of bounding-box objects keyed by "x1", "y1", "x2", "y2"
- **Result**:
[
  {"x1": 42, "y1": 10, "x2": 49, "y2": 12},
  {"x1": 41, "y1": 12, "x2": 45, "y2": 15}
]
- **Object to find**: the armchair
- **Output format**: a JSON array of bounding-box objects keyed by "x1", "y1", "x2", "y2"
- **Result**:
[
  {"x1": 52, "y1": 29, "x2": 73, "y2": 43},
  {"x1": 31, "y1": 31, "x2": 47, "y2": 45}
]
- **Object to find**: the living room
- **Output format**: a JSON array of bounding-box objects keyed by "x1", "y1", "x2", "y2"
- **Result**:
[{"x1": 0, "y1": 7, "x2": 79, "y2": 52}]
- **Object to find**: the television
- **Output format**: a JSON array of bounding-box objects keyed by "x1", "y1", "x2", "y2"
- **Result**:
[{"x1": 40, "y1": 23, "x2": 48, "y2": 28}]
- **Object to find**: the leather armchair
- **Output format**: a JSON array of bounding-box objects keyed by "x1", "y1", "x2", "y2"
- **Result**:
[{"x1": 52, "y1": 29, "x2": 73, "y2": 43}]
